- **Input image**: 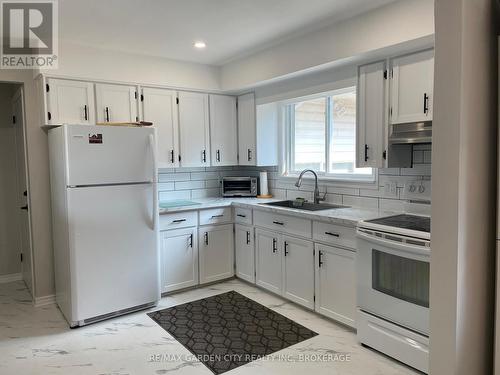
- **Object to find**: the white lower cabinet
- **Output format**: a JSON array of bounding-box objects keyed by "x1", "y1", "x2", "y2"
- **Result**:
[
  {"x1": 199, "y1": 224, "x2": 234, "y2": 284},
  {"x1": 255, "y1": 228, "x2": 283, "y2": 295},
  {"x1": 283, "y1": 235, "x2": 315, "y2": 309},
  {"x1": 160, "y1": 227, "x2": 198, "y2": 293},
  {"x1": 235, "y1": 224, "x2": 255, "y2": 283},
  {"x1": 255, "y1": 228, "x2": 314, "y2": 309},
  {"x1": 314, "y1": 243, "x2": 357, "y2": 327}
]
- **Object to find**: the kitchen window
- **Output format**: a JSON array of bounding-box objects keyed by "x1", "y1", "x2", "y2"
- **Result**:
[{"x1": 284, "y1": 86, "x2": 374, "y2": 182}]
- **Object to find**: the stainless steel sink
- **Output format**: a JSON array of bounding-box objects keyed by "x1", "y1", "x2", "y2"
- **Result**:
[{"x1": 261, "y1": 200, "x2": 349, "y2": 211}]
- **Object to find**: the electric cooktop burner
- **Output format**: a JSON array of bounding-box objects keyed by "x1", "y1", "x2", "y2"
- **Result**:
[{"x1": 365, "y1": 214, "x2": 431, "y2": 233}]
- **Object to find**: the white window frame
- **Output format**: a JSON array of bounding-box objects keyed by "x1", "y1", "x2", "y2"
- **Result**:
[{"x1": 281, "y1": 87, "x2": 377, "y2": 185}]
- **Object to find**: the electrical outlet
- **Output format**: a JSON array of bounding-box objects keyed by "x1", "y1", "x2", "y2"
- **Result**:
[{"x1": 383, "y1": 181, "x2": 398, "y2": 198}]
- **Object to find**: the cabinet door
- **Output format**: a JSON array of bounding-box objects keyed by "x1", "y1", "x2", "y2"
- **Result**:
[
  {"x1": 357, "y1": 61, "x2": 386, "y2": 168},
  {"x1": 142, "y1": 88, "x2": 179, "y2": 168},
  {"x1": 283, "y1": 235, "x2": 314, "y2": 309},
  {"x1": 46, "y1": 78, "x2": 95, "y2": 125},
  {"x1": 255, "y1": 229, "x2": 282, "y2": 294},
  {"x1": 199, "y1": 224, "x2": 234, "y2": 284},
  {"x1": 178, "y1": 91, "x2": 210, "y2": 167},
  {"x1": 314, "y1": 243, "x2": 356, "y2": 327},
  {"x1": 255, "y1": 103, "x2": 279, "y2": 166},
  {"x1": 160, "y1": 228, "x2": 198, "y2": 293},
  {"x1": 209, "y1": 94, "x2": 238, "y2": 166},
  {"x1": 95, "y1": 83, "x2": 138, "y2": 123},
  {"x1": 235, "y1": 224, "x2": 255, "y2": 283},
  {"x1": 390, "y1": 49, "x2": 434, "y2": 124},
  {"x1": 237, "y1": 93, "x2": 256, "y2": 166}
]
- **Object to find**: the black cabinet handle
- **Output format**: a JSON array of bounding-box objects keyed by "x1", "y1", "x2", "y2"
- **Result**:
[
  {"x1": 325, "y1": 231, "x2": 340, "y2": 238},
  {"x1": 105, "y1": 107, "x2": 110, "y2": 122},
  {"x1": 20, "y1": 205, "x2": 28, "y2": 211},
  {"x1": 423, "y1": 93, "x2": 429, "y2": 114},
  {"x1": 284, "y1": 241, "x2": 289, "y2": 256},
  {"x1": 84, "y1": 105, "x2": 88, "y2": 121},
  {"x1": 246, "y1": 231, "x2": 250, "y2": 245},
  {"x1": 216, "y1": 149, "x2": 221, "y2": 162},
  {"x1": 170, "y1": 150, "x2": 175, "y2": 164},
  {"x1": 272, "y1": 238, "x2": 277, "y2": 253},
  {"x1": 273, "y1": 221, "x2": 284, "y2": 226},
  {"x1": 364, "y1": 144, "x2": 369, "y2": 162},
  {"x1": 202, "y1": 149, "x2": 207, "y2": 163},
  {"x1": 247, "y1": 149, "x2": 252, "y2": 161},
  {"x1": 172, "y1": 219, "x2": 186, "y2": 223},
  {"x1": 237, "y1": 214, "x2": 246, "y2": 218},
  {"x1": 211, "y1": 214, "x2": 224, "y2": 219},
  {"x1": 204, "y1": 232, "x2": 209, "y2": 245},
  {"x1": 189, "y1": 234, "x2": 193, "y2": 248},
  {"x1": 318, "y1": 250, "x2": 323, "y2": 268}
]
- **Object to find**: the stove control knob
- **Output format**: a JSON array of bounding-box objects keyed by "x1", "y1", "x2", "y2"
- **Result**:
[
  {"x1": 409, "y1": 184, "x2": 416, "y2": 193},
  {"x1": 419, "y1": 185, "x2": 425, "y2": 193}
]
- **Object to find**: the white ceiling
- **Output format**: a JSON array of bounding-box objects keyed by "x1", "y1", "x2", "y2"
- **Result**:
[{"x1": 59, "y1": 0, "x2": 397, "y2": 66}]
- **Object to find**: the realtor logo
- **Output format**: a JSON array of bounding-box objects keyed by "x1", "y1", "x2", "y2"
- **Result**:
[{"x1": 1, "y1": 0, "x2": 58, "y2": 69}]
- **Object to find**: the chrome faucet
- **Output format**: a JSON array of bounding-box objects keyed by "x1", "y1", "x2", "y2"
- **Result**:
[{"x1": 295, "y1": 169, "x2": 325, "y2": 204}]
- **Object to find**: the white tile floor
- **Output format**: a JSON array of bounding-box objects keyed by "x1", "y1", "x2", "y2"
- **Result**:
[{"x1": 0, "y1": 279, "x2": 420, "y2": 375}]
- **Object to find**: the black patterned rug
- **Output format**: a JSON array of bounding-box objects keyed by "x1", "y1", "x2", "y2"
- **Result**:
[{"x1": 148, "y1": 291, "x2": 318, "y2": 374}]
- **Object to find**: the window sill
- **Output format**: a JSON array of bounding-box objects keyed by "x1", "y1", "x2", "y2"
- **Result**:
[{"x1": 280, "y1": 172, "x2": 379, "y2": 190}]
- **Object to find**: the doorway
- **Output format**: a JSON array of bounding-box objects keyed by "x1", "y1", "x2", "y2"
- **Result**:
[{"x1": 0, "y1": 83, "x2": 34, "y2": 297}]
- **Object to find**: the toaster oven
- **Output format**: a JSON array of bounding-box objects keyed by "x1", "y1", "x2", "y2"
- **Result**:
[{"x1": 221, "y1": 177, "x2": 258, "y2": 197}]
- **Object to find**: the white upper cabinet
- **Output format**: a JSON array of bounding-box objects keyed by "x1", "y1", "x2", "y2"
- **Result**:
[
  {"x1": 95, "y1": 83, "x2": 138, "y2": 123},
  {"x1": 237, "y1": 93, "x2": 257, "y2": 166},
  {"x1": 142, "y1": 88, "x2": 179, "y2": 168},
  {"x1": 357, "y1": 61, "x2": 387, "y2": 168},
  {"x1": 390, "y1": 49, "x2": 434, "y2": 124},
  {"x1": 178, "y1": 91, "x2": 210, "y2": 167},
  {"x1": 46, "y1": 78, "x2": 95, "y2": 125},
  {"x1": 209, "y1": 94, "x2": 238, "y2": 166}
]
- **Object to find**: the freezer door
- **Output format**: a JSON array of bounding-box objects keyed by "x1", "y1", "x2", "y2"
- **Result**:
[
  {"x1": 67, "y1": 183, "x2": 159, "y2": 322},
  {"x1": 64, "y1": 124, "x2": 156, "y2": 186}
]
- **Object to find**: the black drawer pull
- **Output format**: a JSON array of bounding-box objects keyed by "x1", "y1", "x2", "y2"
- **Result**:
[
  {"x1": 211, "y1": 214, "x2": 224, "y2": 219},
  {"x1": 172, "y1": 219, "x2": 186, "y2": 223},
  {"x1": 325, "y1": 231, "x2": 340, "y2": 237},
  {"x1": 273, "y1": 221, "x2": 284, "y2": 226},
  {"x1": 237, "y1": 214, "x2": 246, "y2": 218}
]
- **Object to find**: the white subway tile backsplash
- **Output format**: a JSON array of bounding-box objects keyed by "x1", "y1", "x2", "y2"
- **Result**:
[
  {"x1": 379, "y1": 198, "x2": 406, "y2": 212},
  {"x1": 286, "y1": 190, "x2": 313, "y2": 201},
  {"x1": 191, "y1": 172, "x2": 220, "y2": 180},
  {"x1": 205, "y1": 179, "x2": 221, "y2": 189},
  {"x1": 192, "y1": 188, "x2": 220, "y2": 199},
  {"x1": 174, "y1": 180, "x2": 205, "y2": 190},
  {"x1": 325, "y1": 193, "x2": 343, "y2": 204},
  {"x1": 159, "y1": 190, "x2": 191, "y2": 201},
  {"x1": 158, "y1": 182, "x2": 174, "y2": 192},
  {"x1": 159, "y1": 172, "x2": 190, "y2": 182},
  {"x1": 343, "y1": 195, "x2": 379, "y2": 209}
]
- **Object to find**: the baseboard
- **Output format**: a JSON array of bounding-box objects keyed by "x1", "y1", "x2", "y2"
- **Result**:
[
  {"x1": 34, "y1": 294, "x2": 56, "y2": 307},
  {"x1": 0, "y1": 273, "x2": 22, "y2": 283}
]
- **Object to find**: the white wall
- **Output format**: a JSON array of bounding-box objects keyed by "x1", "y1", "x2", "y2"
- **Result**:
[
  {"x1": 220, "y1": 0, "x2": 434, "y2": 91},
  {"x1": 0, "y1": 85, "x2": 21, "y2": 277},
  {"x1": 41, "y1": 42, "x2": 221, "y2": 91},
  {"x1": 430, "y1": 0, "x2": 497, "y2": 374}
]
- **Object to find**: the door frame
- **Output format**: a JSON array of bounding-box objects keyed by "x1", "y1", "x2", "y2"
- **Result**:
[{"x1": 11, "y1": 85, "x2": 35, "y2": 297}]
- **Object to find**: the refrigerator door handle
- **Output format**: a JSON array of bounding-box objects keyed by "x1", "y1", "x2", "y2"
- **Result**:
[{"x1": 149, "y1": 134, "x2": 158, "y2": 231}]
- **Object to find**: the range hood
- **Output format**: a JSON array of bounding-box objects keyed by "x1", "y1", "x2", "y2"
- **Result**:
[{"x1": 388, "y1": 122, "x2": 432, "y2": 145}]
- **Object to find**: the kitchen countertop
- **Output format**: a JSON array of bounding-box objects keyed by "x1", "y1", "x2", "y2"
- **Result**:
[{"x1": 159, "y1": 197, "x2": 397, "y2": 227}]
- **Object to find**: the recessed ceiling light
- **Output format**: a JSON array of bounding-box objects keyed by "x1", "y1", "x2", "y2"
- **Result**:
[{"x1": 194, "y1": 41, "x2": 206, "y2": 49}]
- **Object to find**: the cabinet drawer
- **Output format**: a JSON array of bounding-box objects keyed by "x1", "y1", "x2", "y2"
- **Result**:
[
  {"x1": 313, "y1": 221, "x2": 356, "y2": 249},
  {"x1": 234, "y1": 207, "x2": 252, "y2": 225},
  {"x1": 254, "y1": 210, "x2": 311, "y2": 238},
  {"x1": 160, "y1": 211, "x2": 198, "y2": 230},
  {"x1": 199, "y1": 207, "x2": 232, "y2": 225}
]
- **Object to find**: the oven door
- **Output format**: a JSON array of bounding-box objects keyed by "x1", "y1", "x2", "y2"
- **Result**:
[{"x1": 356, "y1": 229, "x2": 430, "y2": 335}]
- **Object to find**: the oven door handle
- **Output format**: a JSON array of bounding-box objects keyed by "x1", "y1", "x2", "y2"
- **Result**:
[{"x1": 356, "y1": 229, "x2": 430, "y2": 257}]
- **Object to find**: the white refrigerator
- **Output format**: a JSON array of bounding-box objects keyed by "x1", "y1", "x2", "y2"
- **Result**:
[{"x1": 48, "y1": 124, "x2": 160, "y2": 327}]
